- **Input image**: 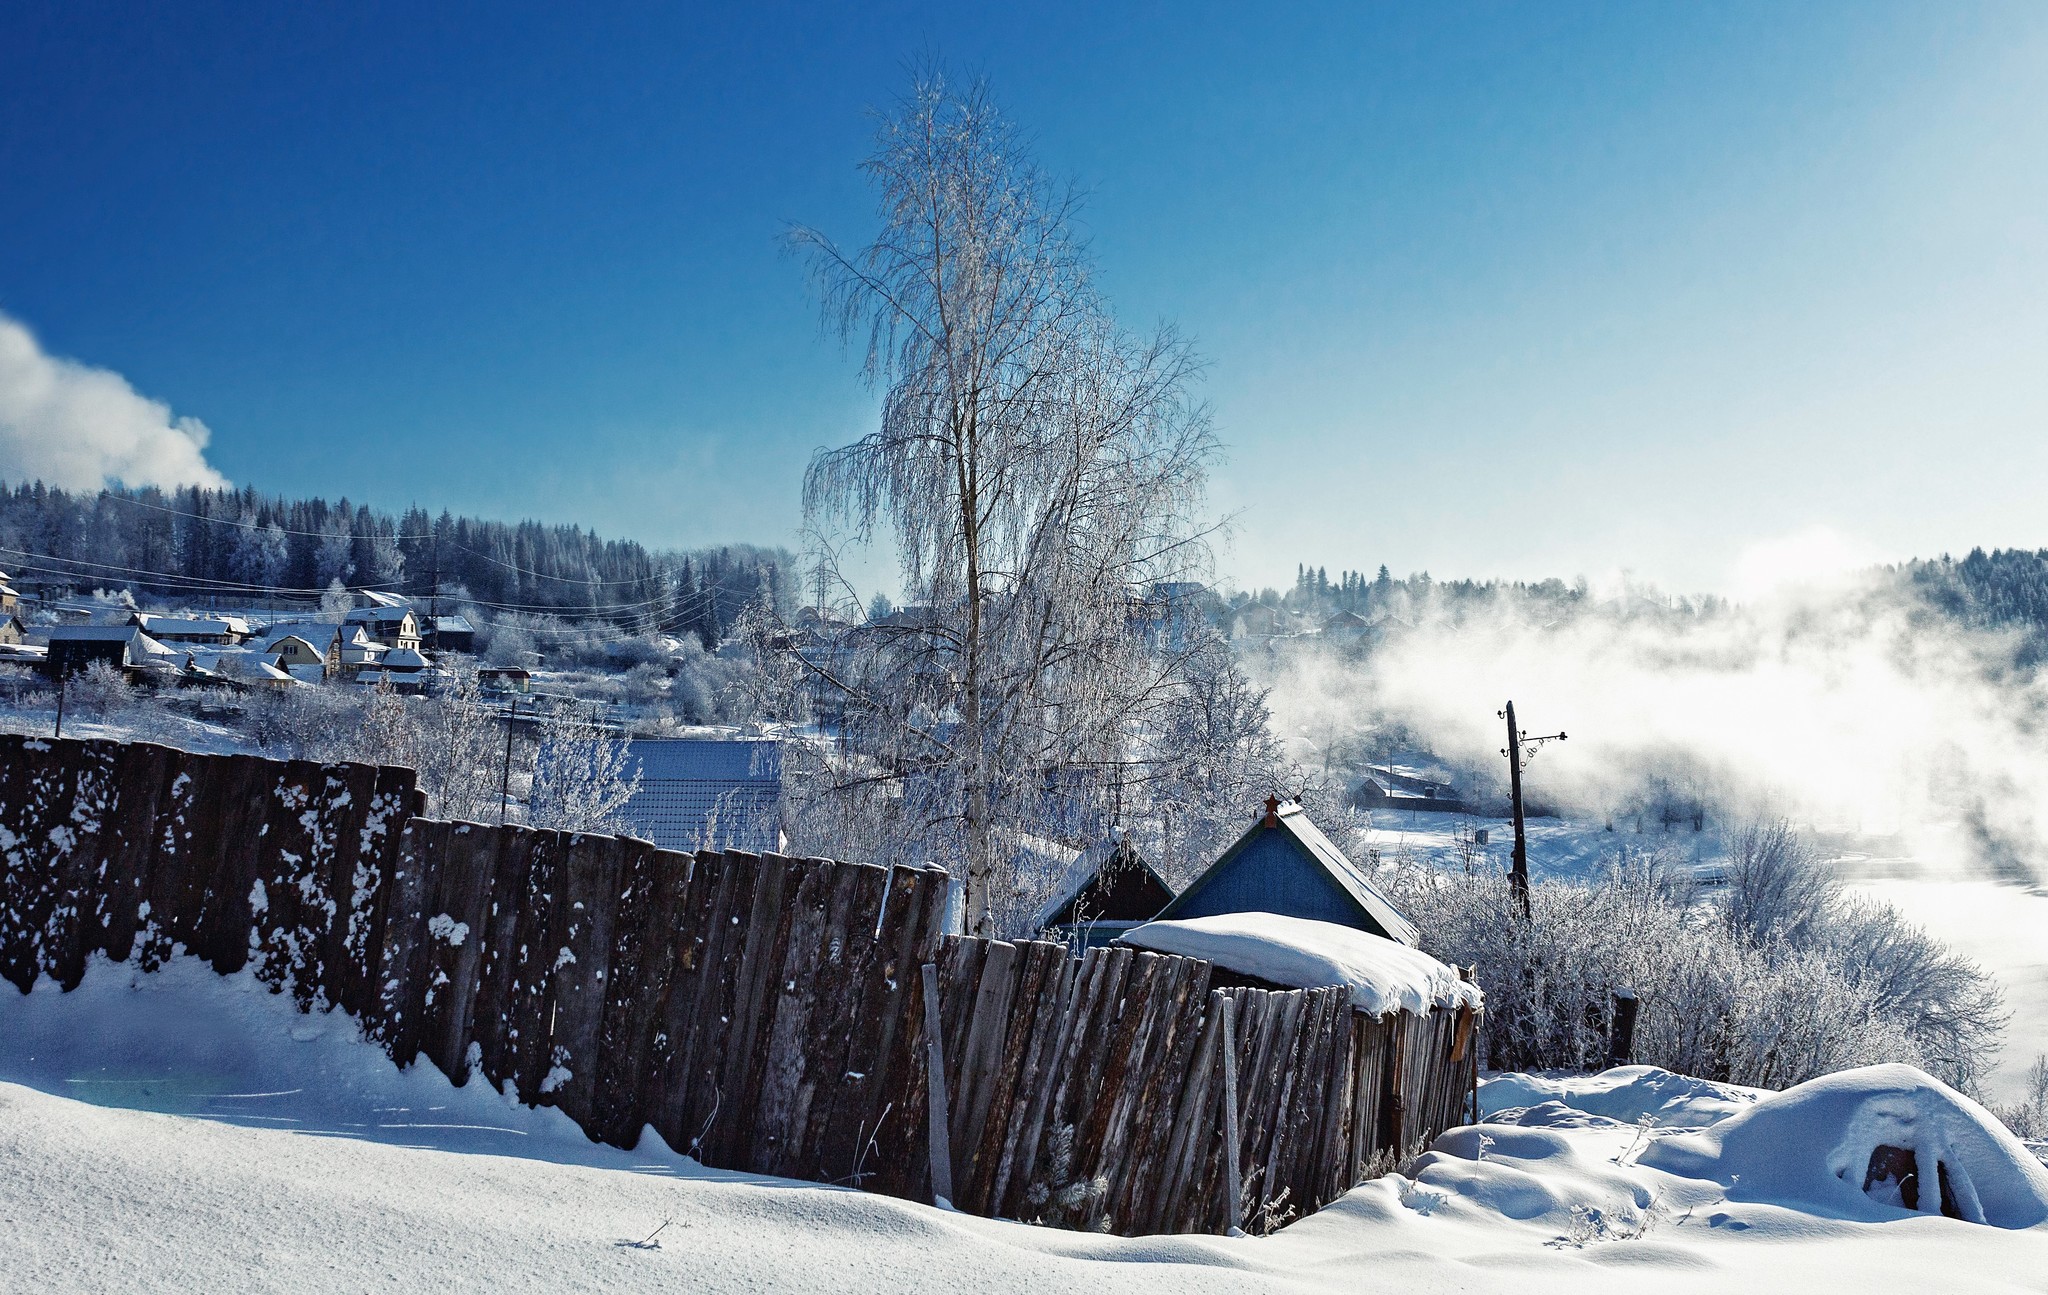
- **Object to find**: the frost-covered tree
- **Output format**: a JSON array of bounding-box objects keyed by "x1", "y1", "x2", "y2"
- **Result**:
[
  {"x1": 786, "y1": 66, "x2": 1222, "y2": 933},
  {"x1": 527, "y1": 708, "x2": 642, "y2": 835}
]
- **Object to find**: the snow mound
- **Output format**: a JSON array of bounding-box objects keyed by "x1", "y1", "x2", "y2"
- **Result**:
[
  {"x1": 1119, "y1": 913, "x2": 1481, "y2": 1015},
  {"x1": 1640, "y1": 1064, "x2": 2048, "y2": 1228},
  {"x1": 1482, "y1": 1065, "x2": 1768, "y2": 1130}
]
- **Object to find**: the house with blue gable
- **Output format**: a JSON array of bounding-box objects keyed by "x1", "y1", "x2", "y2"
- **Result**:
[{"x1": 1151, "y1": 797, "x2": 1418, "y2": 946}]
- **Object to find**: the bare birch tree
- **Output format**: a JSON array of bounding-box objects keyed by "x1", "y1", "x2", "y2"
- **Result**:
[{"x1": 786, "y1": 67, "x2": 1231, "y2": 933}]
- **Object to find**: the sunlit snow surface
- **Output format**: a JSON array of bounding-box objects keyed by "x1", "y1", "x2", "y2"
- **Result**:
[{"x1": 4, "y1": 957, "x2": 2048, "y2": 1293}]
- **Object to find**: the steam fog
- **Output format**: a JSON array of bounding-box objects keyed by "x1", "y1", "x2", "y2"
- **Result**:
[{"x1": 1258, "y1": 547, "x2": 2048, "y2": 887}]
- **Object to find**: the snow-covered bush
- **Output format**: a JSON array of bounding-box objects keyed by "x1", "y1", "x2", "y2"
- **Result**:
[
  {"x1": 67, "y1": 661, "x2": 135, "y2": 719},
  {"x1": 1388, "y1": 826, "x2": 2004, "y2": 1092}
]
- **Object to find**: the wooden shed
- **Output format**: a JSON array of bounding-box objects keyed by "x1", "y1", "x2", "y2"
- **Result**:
[
  {"x1": 1034, "y1": 834, "x2": 1176, "y2": 950},
  {"x1": 1152, "y1": 796, "x2": 1418, "y2": 946}
]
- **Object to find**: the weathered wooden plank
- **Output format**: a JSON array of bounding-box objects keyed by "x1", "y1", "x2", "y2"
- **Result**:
[
  {"x1": 1149, "y1": 989, "x2": 1223, "y2": 1234},
  {"x1": 989, "y1": 948, "x2": 1081, "y2": 1221},
  {"x1": 587, "y1": 838, "x2": 680, "y2": 1149},
  {"x1": 789, "y1": 860, "x2": 892, "y2": 1179},
  {"x1": 327, "y1": 763, "x2": 416, "y2": 1018},
  {"x1": 242, "y1": 758, "x2": 319, "y2": 999},
  {"x1": 949, "y1": 937, "x2": 1021, "y2": 1204},
  {"x1": 465, "y1": 825, "x2": 535, "y2": 1093},
  {"x1": 674, "y1": 848, "x2": 758, "y2": 1160},
  {"x1": 180, "y1": 753, "x2": 265, "y2": 974},
  {"x1": 866, "y1": 864, "x2": 955, "y2": 1202},
  {"x1": 536, "y1": 833, "x2": 628, "y2": 1127},
  {"x1": 749, "y1": 853, "x2": 840, "y2": 1173},
  {"x1": 809, "y1": 861, "x2": 928, "y2": 1193},
  {"x1": 647, "y1": 849, "x2": 723, "y2": 1155},
  {"x1": 1107, "y1": 954, "x2": 1211, "y2": 1233},
  {"x1": 0, "y1": 736, "x2": 77, "y2": 992},
  {"x1": 965, "y1": 939, "x2": 1056, "y2": 1215},
  {"x1": 922, "y1": 960, "x2": 955, "y2": 1205},
  {"x1": 1076, "y1": 950, "x2": 1167, "y2": 1231},
  {"x1": 508, "y1": 829, "x2": 571, "y2": 1103},
  {"x1": 710, "y1": 850, "x2": 804, "y2": 1170},
  {"x1": 417, "y1": 822, "x2": 505, "y2": 1087},
  {"x1": 676, "y1": 849, "x2": 767, "y2": 1162},
  {"x1": 40, "y1": 739, "x2": 121, "y2": 990},
  {"x1": 93, "y1": 741, "x2": 173, "y2": 969},
  {"x1": 374, "y1": 818, "x2": 451, "y2": 1065}
]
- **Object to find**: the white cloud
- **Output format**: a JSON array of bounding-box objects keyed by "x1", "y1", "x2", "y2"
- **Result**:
[{"x1": 0, "y1": 311, "x2": 227, "y2": 491}]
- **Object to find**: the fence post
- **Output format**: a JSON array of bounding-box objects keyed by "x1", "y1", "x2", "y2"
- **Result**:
[
  {"x1": 1219, "y1": 994, "x2": 1243, "y2": 1235},
  {"x1": 1606, "y1": 988, "x2": 1638, "y2": 1069},
  {"x1": 921, "y1": 961, "x2": 955, "y2": 1207}
]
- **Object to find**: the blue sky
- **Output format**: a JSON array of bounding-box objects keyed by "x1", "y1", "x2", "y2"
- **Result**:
[{"x1": 2, "y1": 2, "x2": 2044, "y2": 594}]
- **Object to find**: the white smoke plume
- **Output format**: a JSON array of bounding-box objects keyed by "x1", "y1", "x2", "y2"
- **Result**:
[
  {"x1": 1259, "y1": 537, "x2": 2048, "y2": 884},
  {"x1": 0, "y1": 311, "x2": 227, "y2": 491}
]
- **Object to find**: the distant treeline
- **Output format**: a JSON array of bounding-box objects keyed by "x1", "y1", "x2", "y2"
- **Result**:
[
  {"x1": 1902, "y1": 548, "x2": 2048, "y2": 662},
  {"x1": 1260, "y1": 550, "x2": 2048, "y2": 653},
  {"x1": 0, "y1": 481, "x2": 795, "y2": 646}
]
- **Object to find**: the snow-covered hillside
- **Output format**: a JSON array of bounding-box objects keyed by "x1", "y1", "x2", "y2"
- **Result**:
[{"x1": 4, "y1": 957, "x2": 2046, "y2": 1293}]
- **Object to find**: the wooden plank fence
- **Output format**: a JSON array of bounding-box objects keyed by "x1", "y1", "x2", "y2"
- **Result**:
[{"x1": 0, "y1": 734, "x2": 1480, "y2": 1235}]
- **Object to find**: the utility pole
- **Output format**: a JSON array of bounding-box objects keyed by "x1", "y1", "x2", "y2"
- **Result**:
[
  {"x1": 499, "y1": 694, "x2": 520, "y2": 825},
  {"x1": 53, "y1": 676, "x2": 66, "y2": 739},
  {"x1": 1499, "y1": 701, "x2": 1566, "y2": 919}
]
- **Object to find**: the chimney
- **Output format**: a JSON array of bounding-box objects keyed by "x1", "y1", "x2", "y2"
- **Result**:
[{"x1": 1262, "y1": 795, "x2": 1281, "y2": 828}]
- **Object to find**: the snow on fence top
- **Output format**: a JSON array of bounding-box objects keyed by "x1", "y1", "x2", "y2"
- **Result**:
[{"x1": 1120, "y1": 912, "x2": 1482, "y2": 1016}]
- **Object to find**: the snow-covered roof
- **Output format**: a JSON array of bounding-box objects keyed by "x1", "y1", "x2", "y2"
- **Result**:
[
  {"x1": 133, "y1": 614, "x2": 250, "y2": 638},
  {"x1": 382, "y1": 647, "x2": 428, "y2": 669},
  {"x1": 48, "y1": 624, "x2": 146, "y2": 642},
  {"x1": 1120, "y1": 912, "x2": 1480, "y2": 1016},
  {"x1": 346, "y1": 604, "x2": 414, "y2": 625},
  {"x1": 358, "y1": 589, "x2": 411, "y2": 608}
]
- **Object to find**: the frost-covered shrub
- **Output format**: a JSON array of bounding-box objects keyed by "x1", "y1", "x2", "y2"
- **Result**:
[
  {"x1": 67, "y1": 661, "x2": 135, "y2": 719},
  {"x1": 1388, "y1": 826, "x2": 2004, "y2": 1092},
  {"x1": 527, "y1": 710, "x2": 641, "y2": 835}
]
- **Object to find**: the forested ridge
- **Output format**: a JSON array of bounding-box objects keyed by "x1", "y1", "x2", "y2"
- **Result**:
[{"x1": 0, "y1": 481, "x2": 794, "y2": 645}]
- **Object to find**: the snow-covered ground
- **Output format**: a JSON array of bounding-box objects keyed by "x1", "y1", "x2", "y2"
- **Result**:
[{"x1": 4, "y1": 956, "x2": 2047, "y2": 1293}]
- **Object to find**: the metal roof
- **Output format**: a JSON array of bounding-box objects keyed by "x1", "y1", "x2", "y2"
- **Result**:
[{"x1": 614, "y1": 738, "x2": 783, "y2": 854}]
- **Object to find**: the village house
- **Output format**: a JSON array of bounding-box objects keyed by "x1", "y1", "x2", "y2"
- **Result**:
[
  {"x1": 0, "y1": 570, "x2": 18, "y2": 615},
  {"x1": 344, "y1": 599, "x2": 422, "y2": 650},
  {"x1": 43, "y1": 624, "x2": 179, "y2": 680},
  {"x1": 130, "y1": 613, "x2": 252, "y2": 646},
  {"x1": 1151, "y1": 796, "x2": 1419, "y2": 946},
  {"x1": 427, "y1": 614, "x2": 475, "y2": 653}
]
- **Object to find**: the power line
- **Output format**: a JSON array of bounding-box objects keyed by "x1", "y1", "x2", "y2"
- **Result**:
[{"x1": 0, "y1": 546, "x2": 401, "y2": 596}]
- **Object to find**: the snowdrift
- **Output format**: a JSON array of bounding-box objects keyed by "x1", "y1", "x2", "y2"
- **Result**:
[
  {"x1": 1639, "y1": 1063, "x2": 2048, "y2": 1227},
  {"x1": 1481, "y1": 1064, "x2": 1768, "y2": 1130},
  {"x1": 1119, "y1": 912, "x2": 1482, "y2": 1015}
]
